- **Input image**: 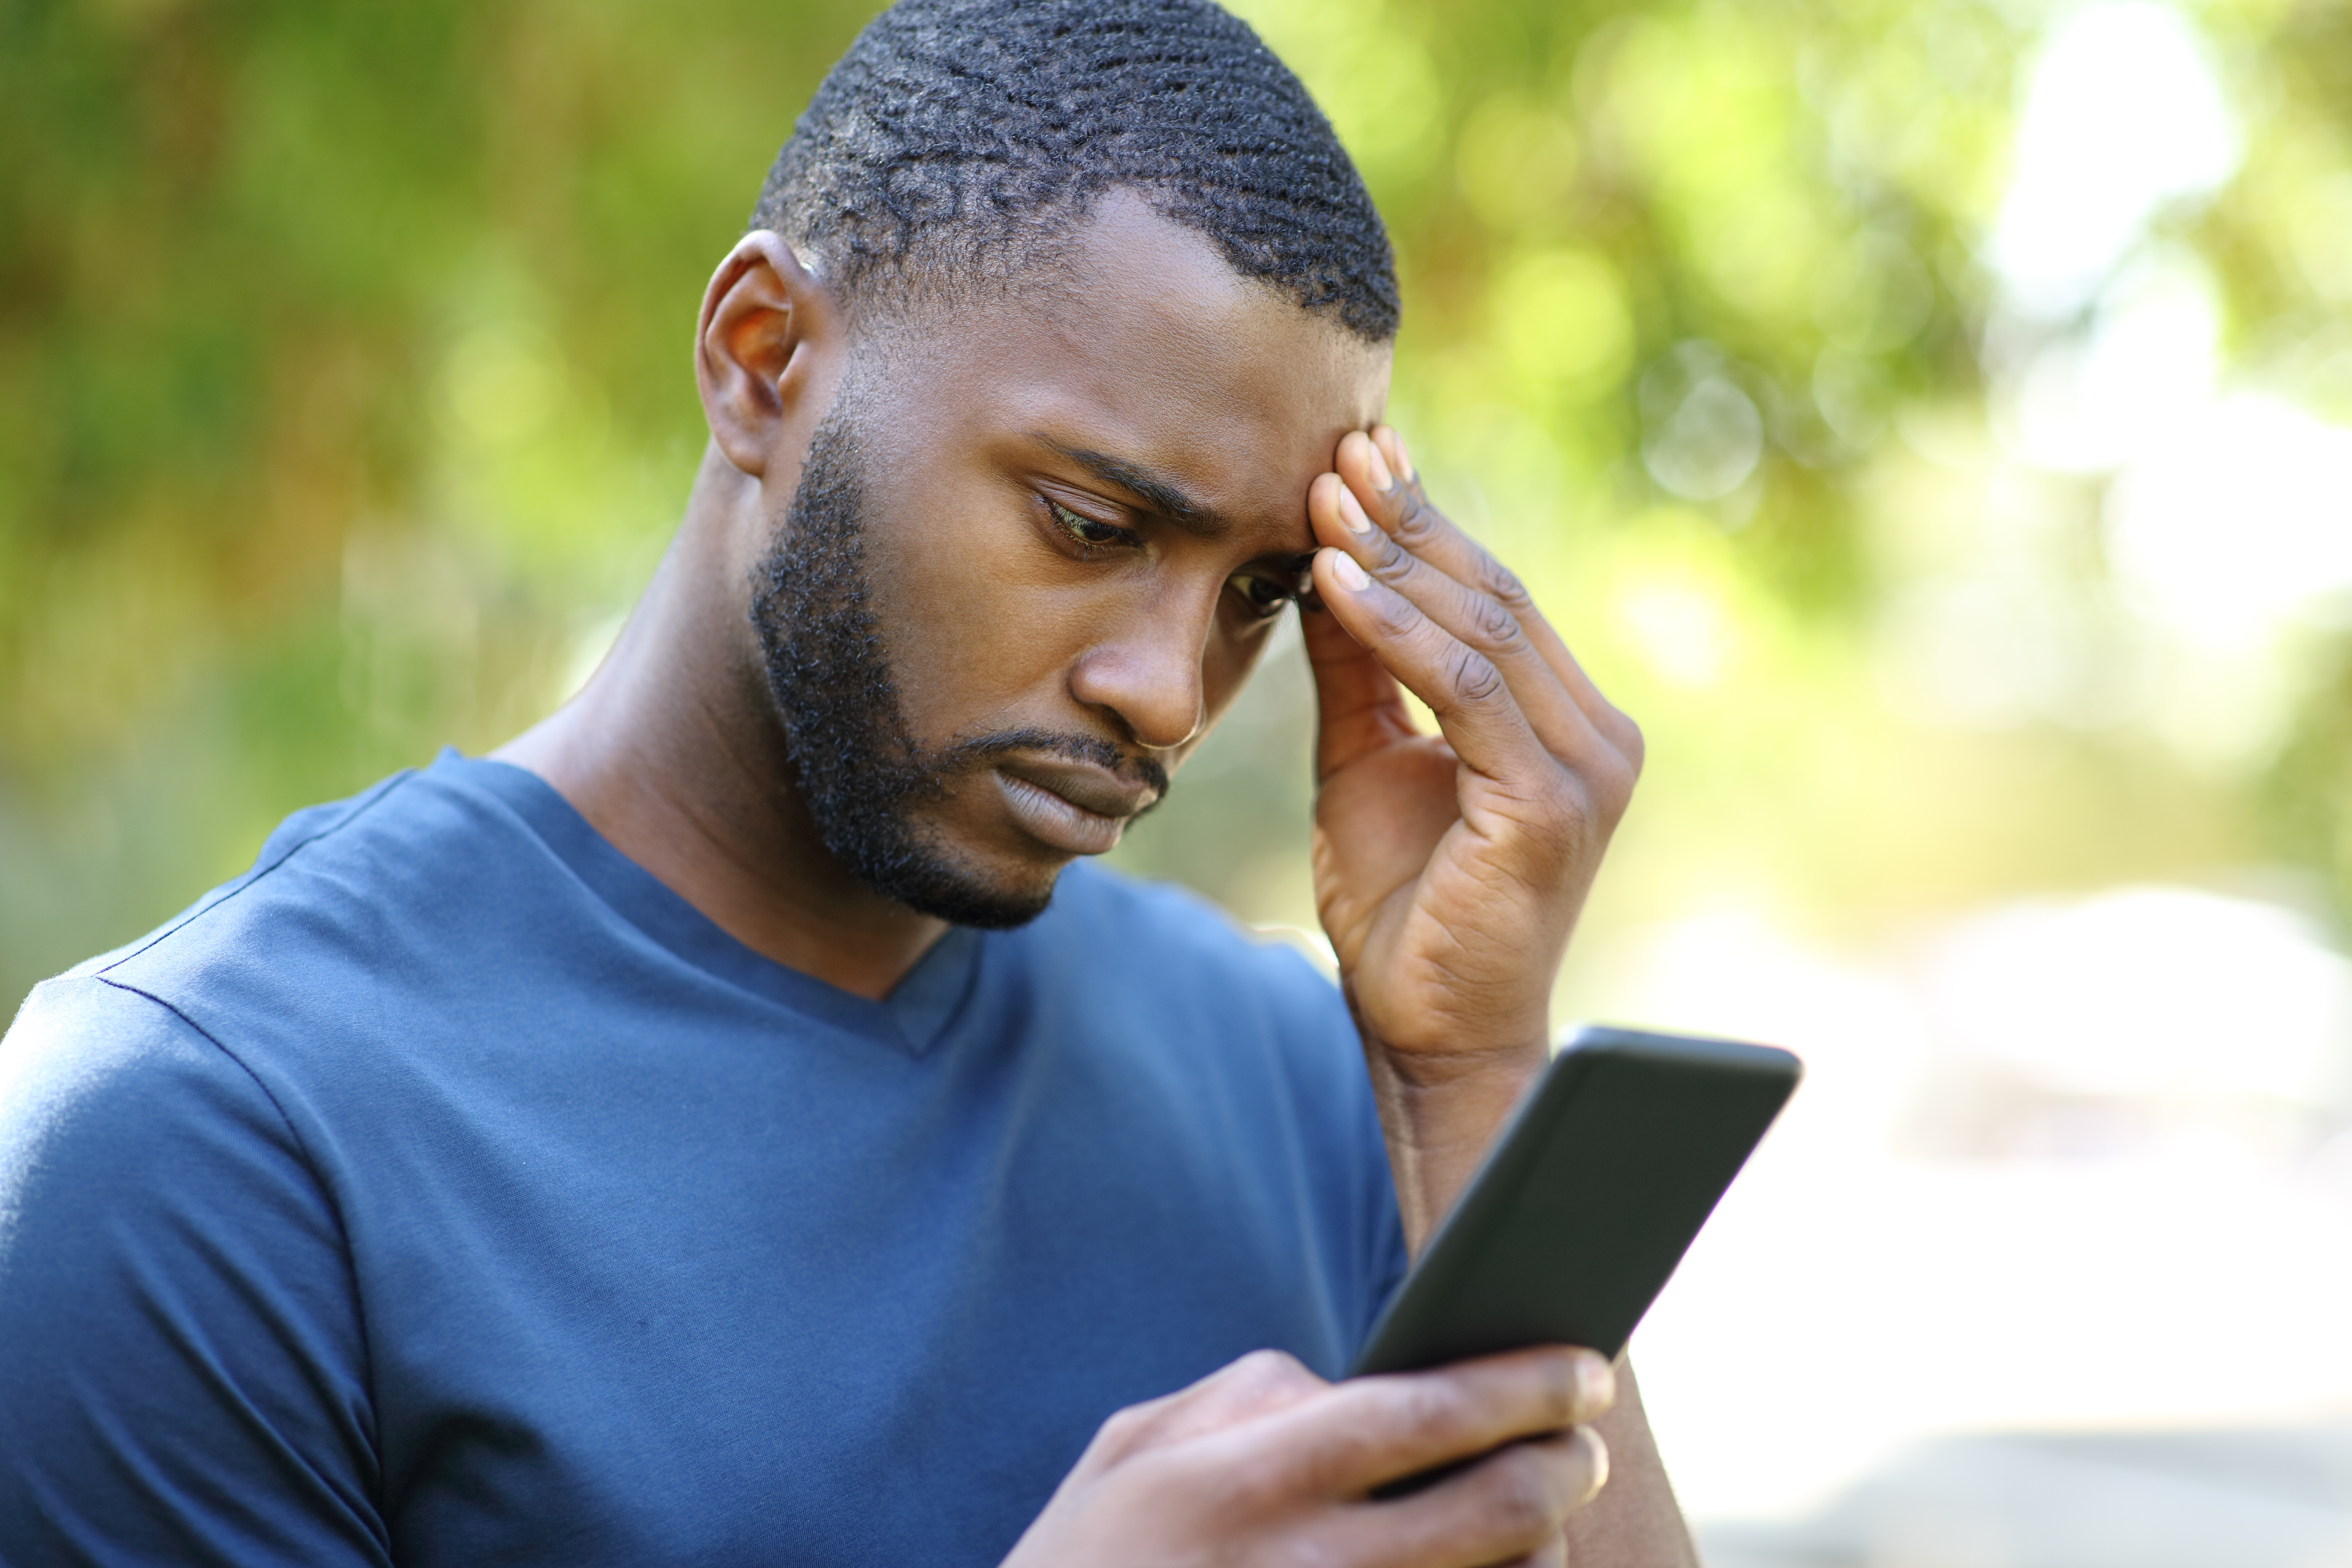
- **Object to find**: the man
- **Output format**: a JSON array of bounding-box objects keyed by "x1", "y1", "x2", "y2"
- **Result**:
[{"x1": 0, "y1": 0, "x2": 1682, "y2": 1562}]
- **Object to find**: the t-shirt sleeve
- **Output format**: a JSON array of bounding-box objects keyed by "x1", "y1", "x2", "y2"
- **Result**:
[{"x1": 0, "y1": 975, "x2": 388, "y2": 1566}]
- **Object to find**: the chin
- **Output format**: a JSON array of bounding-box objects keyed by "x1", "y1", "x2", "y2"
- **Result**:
[
  {"x1": 894, "y1": 870, "x2": 1060, "y2": 931},
  {"x1": 868, "y1": 831, "x2": 1069, "y2": 931}
]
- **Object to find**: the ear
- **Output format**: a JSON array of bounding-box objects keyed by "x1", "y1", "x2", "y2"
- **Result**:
[{"x1": 696, "y1": 231, "x2": 842, "y2": 479}]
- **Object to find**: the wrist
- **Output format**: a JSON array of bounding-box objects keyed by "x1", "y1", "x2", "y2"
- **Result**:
[
  {"x1": 1359, "y1": 1035, "x2": 1547, "y2": 1252},
  {"x1": 1367, "y1": 1033, "x2": 1548, "y2": 1094},
  {"x1": 1366, "y1": 1038, "x2": 1544, "y2": 1157}
]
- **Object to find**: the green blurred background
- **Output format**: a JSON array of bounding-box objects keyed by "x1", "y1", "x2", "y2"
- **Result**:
[
  {"x1": 10, "y1": 0, "x2": 2351, "y2": 998},
  {"x1": 9, "y1": 0, "x2": 2352, "y2": 1555}
]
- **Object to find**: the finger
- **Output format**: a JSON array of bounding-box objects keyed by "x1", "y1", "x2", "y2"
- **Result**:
[
  {"x1": 1342, "y1": 427, "x2": 1604, "y2": 720},
  {"x1": 1153, "y1": 1348, "x2": 1330, "y2": 1439},
  {"x1": 1373, "y1": 421, "x2": 1415, "y2": 488},
  {"x1": 1268, "y1": 1346, "x2": 1615, "y2": 1498},
  {"x1": 1324, "y1": 1426, "x2": 1609, "y2": 1568},
  {"x1": 1515, "y1": 1532, "x2": 1571, "y2": 1568},
  {"x1": 1346, "y1": 428, "x2": 1643, "y2": 765},
  {"x1": 1311, "y1": 466, "x2": 1606, "y2": 773},
  {"x1": 1299, "y1": 584, "x2": 1419, "y2": 783},
  {"x1": 1088, "y1": 1350, "x2": 1328, "y2": 1466},
  {"x1": 1309, "y1": 543, "x2": 1548, "y2": 789}
]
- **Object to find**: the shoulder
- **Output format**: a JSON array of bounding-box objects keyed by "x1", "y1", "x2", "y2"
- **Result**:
[
  {"x1": 30, "y1": 756, "x2": 604, "y2": 1120},
  {"x1": 80, "y1": 764, "x2": 432, "y2": 971},
  {"x1": 0, "y1": 978, "x2": 383, "y2": 1563},
  {"x1": 90, "y1": 757, "x2": 566, "y2": 1016},
  {"x1": 6, "y1": 970, "x2": 244, "y2": 1112},
  {"x1": 0, "y1": 972, "x2": 318, "y2": 1236}
]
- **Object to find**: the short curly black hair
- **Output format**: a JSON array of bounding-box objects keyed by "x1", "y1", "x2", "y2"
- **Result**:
[{"x1": 750, "y1": 0, "x2": 1399, "y2": 341}]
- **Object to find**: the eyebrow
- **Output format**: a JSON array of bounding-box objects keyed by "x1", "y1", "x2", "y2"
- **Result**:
[{"x1": 1040, "y1": 438, "x2": 1229, "y2": 540}]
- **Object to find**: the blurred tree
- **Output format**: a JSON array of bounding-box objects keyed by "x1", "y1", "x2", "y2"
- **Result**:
[{"x1": 0, "y1": 0, "x2": 873, "y2": 995}]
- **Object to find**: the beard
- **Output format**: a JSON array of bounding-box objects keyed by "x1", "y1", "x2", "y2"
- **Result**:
[{"x1": 746, "y1": 403, "x2": 1167, "y2": 930}]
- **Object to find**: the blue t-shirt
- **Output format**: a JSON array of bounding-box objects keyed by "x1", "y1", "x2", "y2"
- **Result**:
[{"x1": 0, "y1": 753, "x2": 1405, "y2": 1566}]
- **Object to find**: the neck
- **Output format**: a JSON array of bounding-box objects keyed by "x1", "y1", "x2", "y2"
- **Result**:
[{"x1": 495, "y1": 443, "x2": 951, "y2": 1002}]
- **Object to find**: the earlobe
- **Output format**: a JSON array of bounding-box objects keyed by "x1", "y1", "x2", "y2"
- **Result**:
[{"x1": 695, "y1": 231, "x2": 839, "y2": 479}]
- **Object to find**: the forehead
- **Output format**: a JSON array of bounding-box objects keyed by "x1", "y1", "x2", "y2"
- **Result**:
[{"x1": 851, "y1": 190, "x2": 1392, "y2": 538}]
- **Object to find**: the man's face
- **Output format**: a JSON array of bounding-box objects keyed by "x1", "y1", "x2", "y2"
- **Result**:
[{"x1": 748, "y1": 190, "x2": 1390, "y2": 927}]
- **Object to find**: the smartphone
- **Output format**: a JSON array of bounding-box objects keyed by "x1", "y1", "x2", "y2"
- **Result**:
[{"x1": 1350, "y1": 1025, "x2": 1800, "y2": 1379}]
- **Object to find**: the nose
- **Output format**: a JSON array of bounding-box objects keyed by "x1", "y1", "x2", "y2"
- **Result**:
[{"x1": 1066, "y1": 588, "x2": 1213, "y2": 753}]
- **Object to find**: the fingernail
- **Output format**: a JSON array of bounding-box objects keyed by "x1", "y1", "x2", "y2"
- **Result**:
[
  {"x1": 1337, "y1": 487, "x2": 1373, "y2": 534},
  {"x1": 1576, "y1": 1354, "x2": 1617, "y2": 1416},
  {"x1": 1390, "y1": 432, "x2": 1417, "y2": 483},
  {"x1": 1333, "y1": 551, "x2": 1370, "y2": 591},
  {"x1": 1576, "y1": 1426, "x2": 1612, "y2": 1506},
  {"x1": 1363, "y1": 439, "x2": 1394, "y2": 493}
]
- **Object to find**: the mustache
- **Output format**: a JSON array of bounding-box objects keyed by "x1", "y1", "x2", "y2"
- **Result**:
[{"x1": 940, "y1": 728, "x2": 1172, "y2": 806}]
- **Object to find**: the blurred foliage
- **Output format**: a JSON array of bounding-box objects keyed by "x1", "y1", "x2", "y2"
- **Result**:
[
  {"x1": 6, "y1": 0, "x2": 2352, "y2": 1013},
  {"x1": 1, "y1": 0, "x2": 874, "y2": 993}
]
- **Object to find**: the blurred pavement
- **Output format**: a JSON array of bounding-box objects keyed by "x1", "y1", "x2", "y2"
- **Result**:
[
  {"x1": 1578, "y1": 889, "x2": 2352, "y2": 1556},
  {"x1": 1699, "y1": 1425, "x2": 2352, "y2": 1568}
]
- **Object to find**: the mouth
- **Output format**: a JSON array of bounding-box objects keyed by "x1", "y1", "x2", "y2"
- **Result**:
[{"x1": 993, "y1": 759, "x2": 1160, "y2": 857}]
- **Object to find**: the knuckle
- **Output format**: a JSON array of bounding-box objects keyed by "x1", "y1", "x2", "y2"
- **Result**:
[
  {"x1": 1235, "y1": 1347, "x2": 1307, "y2": 1384},
  {"x1": 1480, "y1": 556, "x2": 1535, "y2": 613},
  {"x1": 1446, "y1": 646, "x2": 1506, "y2": 706},
  {"x1": 1578, "y1": 746, "x2": 1635, "y2": 824},
  {"x1": 1236, "y1": 1348, "x2": 1328, "y2": 1403},
  {"x1": 1392, "y1": 490, "x2": 1446, "y2": 546},
  {"x1": 1368, "y1": 533, "x2": 1417, "y2": 586},
  {"x1": 1597, "y1": 760, "x2": 1637, "y2": 823},
  {"x1": 1387, "y1": 1375, "x2": 1474, "y2": 1447},
  {"x1": 1092, "y1": 1401, "x2": 1156, "y2": 1457},
  {"x1": 1483, "y1": 1448, "x2": 1570, "y2": 1541},
  {"x1": 1613, "y1": 711, "x2": 1646, "y2": 775},
  {"x1": 1363, "y1": 586, "x2": 1420, "y2": 642},
  {"x1": 1466, "y1": 590, "x2": 1524, "y2": 652}
]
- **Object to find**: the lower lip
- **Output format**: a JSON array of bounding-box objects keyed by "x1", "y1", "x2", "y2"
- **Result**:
[{"x1": 995, "y1": 771, "x2": 1128, "y2": 856}]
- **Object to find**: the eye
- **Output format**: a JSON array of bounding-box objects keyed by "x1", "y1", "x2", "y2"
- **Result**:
[
  {"x1": 1229, "y1": 567, "x2": 1304, "y2": 621},
  {"x1": 1045, "y1": 497, "x2": 1138, "y2": 553}
]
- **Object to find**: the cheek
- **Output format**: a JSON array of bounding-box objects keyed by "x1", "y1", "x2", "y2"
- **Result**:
[
  {"x1": 1199, "y1": 619, "x2": 1274, "y2": 723},
  {"x1": 857, "y1": 507, "x2": 1094, "y2": 733}
]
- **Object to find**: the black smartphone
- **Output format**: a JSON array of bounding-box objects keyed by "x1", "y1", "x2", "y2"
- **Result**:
[{"x1": 1350, "y1": 1026, "x2": 1801, "y2": 1379}]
